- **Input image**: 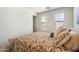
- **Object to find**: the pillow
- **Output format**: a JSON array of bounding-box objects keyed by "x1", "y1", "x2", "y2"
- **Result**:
[
  {"x1": 53, "y1": 27, "x2": 66, "y2": 38},
  {"x1": 52, "y1": 30, "x2": 70, "y2": 47},
  {"x1": 56, "y1": 34, "x2": 71, "y2": 47},
  {"x1": 64, "y1": 31, "x2": 79, "y2": 51}
]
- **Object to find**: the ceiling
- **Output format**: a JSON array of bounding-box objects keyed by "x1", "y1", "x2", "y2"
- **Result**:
[{"x1": 26, "y1": 7, "x2": 60, "y2": 13}]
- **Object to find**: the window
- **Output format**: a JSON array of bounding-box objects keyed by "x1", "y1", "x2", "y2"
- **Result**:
[
  {"x1": 41, "y1": 16, "x2": 47, "y2": 22},
  {"x1": 41, "y1": 16, "x2": 48, "y2": 31},
  {"x1": 55, "y1": 13, "x2": 64, "y2": 29}
]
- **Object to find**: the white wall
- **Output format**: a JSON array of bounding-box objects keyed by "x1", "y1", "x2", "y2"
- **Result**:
[
  {"x1": 35, "y1": 8, "x2": 73, "y2": 32},
  {"x1": 0, "y1": 8, "x2": 34, "y2": 48}
]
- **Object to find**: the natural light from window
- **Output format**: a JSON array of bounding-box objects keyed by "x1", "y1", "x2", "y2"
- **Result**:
[{"x1": 55, "y1": 12, "x2": 64, "y2": 29}]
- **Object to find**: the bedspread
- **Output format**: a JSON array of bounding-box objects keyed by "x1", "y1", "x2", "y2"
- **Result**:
[{"x1": 7, "y1": 32, "x2": 70, "y2": 52}]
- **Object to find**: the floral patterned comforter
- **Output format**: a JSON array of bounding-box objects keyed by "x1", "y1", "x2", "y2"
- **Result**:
[{"x1": 7, "y1": 32, "x2": 70, "y2": 52}]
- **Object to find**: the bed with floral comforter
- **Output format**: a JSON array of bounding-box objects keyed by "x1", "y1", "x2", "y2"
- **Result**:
[{"x1": 7, "y1": 27, "x2": 71, "y2": 52}]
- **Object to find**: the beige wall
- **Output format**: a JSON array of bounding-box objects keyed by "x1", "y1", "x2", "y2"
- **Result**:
[{"x1": 35, "y1": 7, "x2": 73, "y2": 32}]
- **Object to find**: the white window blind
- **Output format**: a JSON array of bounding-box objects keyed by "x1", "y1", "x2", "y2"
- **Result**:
[{"x1": 55, "y1": 13, "x2": 64, "y2": 29}]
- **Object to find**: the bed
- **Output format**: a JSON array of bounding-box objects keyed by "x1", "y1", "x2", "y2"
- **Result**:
[{"x1": 6, "y1": 27, "x2": 79, "y2": 52}]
